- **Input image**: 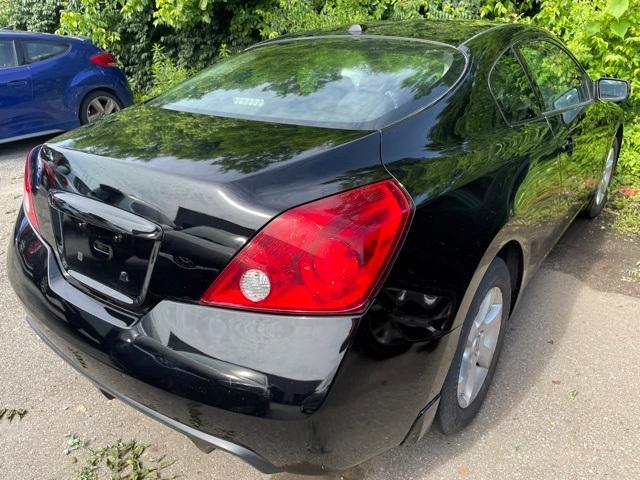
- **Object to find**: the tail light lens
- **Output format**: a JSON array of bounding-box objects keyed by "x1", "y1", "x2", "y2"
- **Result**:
[
  {"x1": 201, "y1": 179, "x2": 414, "y2": 315},
  {"x1": 90, "y1": 51, "x2": 117, "y2": 67},
  {"x1": 23, "y1": 148, "x2": 40, "y2": 232}
]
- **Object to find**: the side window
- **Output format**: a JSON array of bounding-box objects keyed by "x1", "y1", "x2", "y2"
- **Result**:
[
  {"x1": 23, "y1": 41, "x2": 68, "y2": 64},
  {"x1": 518, "y1": 40, "x2": 589, "y2": 112},
  {"x1": 489, "y1": 48, "x2": 539, "y2": 124},
  {"x1": 0, "y1": 40, "x2": 19, "y2": 68}
]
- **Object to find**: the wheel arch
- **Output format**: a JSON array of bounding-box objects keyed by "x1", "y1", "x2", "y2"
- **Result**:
[
  {"x1": 496, "y1": 240, "x2": 525, "y2": 315},
  {"x1": 65, "y1": 65, "x2": 123, "y2": 118},
  {"x1": 451, "y1": 231, "x2": 529, "y2": 331}
]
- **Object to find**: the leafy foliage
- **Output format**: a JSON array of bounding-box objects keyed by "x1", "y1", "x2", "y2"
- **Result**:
[
  {"x1": 71, "y1": 438, "x2": 177, "y2": 480},
  {"x1": 0, "y1": 0, "x2": 10, "y2": 26},
  {"x1": 1, "y1": 0, "x2": 64, "y2": 32},
  {"x1": 140, "y1": 44, "x2": 191, "y2": 100},
  {"x1": 533, "y1": 0, "x2": 639, "y2": 104},
  {"x1": 2, "y1": 0, "x2": 639, "y2": 186},
  {"x1": 609, "y1": 182, "x2": 640, "y2": 237},
  {"x1": 532, "y1": 0, "x2": 640, "y2": 178},
  {"x1": 619, "y1": 123, "x2": 640, "y2": 178},
  {"x1": 0, "y1": 407, "x2": 28, "y2": 422},
  {"x1": 65, "y1": 433, "x2": 89, "y2": 455}
]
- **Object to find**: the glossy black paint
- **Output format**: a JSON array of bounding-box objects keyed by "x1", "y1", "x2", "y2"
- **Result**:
[
  {"x1": 33, "y1": 110, "x2": 385, "y2": 308},
  {"x1": 8, "y1": 19, "x2": 625, "y2": 474}
]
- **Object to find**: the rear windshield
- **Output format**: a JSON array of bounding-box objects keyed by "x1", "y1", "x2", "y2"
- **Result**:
[{"x1": 151, "y1": 37, "x2": 466, "y2": 130}]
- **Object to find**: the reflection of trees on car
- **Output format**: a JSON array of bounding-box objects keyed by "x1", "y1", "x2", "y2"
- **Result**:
[
  {"x1": 151, "y1": 38, "x2": 460, "y2": 127},
  {"x1": 54, "y1": 106, "x2": 368, "y2": 175},
  {"x1": 518, "y1": 40, "x2": 587, "y2": 112}
]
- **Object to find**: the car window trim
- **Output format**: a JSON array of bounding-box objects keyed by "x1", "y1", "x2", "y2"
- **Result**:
[
  {"x1": 14, "y1": 39, "x2": 27, "y2": 66},
  {"x1": 487, "y1": 44, "x2": 543, "y2": 127},
  {"x1": 20, "y1": 39, "x2": 70, "y2": 65},
  {"x1": 0, "y1": 38, "x2": 20, "y2": 69},
  {"x1": 488, "y1": 34, "x2": 594, "y2": 128},
  {"x1": 513, "y1": 37, "x2": 594, "y2": 117}
]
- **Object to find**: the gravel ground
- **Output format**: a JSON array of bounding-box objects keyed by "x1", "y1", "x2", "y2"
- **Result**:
[{"x1": 1, "y1": 138, "x2": 639, "y2": 480}]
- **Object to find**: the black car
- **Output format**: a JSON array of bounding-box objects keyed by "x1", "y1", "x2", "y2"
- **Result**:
[{"x1": 8, "y1": 19, "x2": 629, "y2": 474}]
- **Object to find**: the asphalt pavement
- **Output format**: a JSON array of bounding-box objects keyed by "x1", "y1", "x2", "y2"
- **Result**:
[{"x1": 1, "y1": 137, "x2": 639, "y2": 479}]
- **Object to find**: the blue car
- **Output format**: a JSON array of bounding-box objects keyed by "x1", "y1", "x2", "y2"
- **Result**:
[{"x1": 0, "y1": 30, "x2": 133, "y2": 144}]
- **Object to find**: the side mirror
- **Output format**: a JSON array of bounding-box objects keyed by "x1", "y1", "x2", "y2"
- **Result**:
[{"x1": 596, "y1": 77, "x2": 630, "y2": 102}]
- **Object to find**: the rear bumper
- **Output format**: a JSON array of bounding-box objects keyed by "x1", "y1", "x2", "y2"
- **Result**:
[
  {"x1": 8, "y1": 208, "x2": 457, "y2": 474},
  {"x1": 25, "y1": 314, "x2": 280, "y2": 473}
]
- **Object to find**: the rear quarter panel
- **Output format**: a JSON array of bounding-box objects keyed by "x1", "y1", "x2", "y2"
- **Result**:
[
  {"x1": 369, "y1": 28, "x2": 625, "y2": 434},
  {"x1": 64, "y1": 41, "x2": 133, "y2": 115},
  {"x1": 379, "y1": 27, "x2": 555, "y2": 333}
]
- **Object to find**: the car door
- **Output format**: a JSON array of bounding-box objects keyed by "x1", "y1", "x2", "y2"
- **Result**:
[
  {"x1": 488, "y1": 46, "x2": 566, "y2": 265},
  {"x1": 0, "y1": 38, "x2": 34, "y2": 140},
  {"x1": 20, "y1": 39, "x2": 73, "y2": 130},
  {"x1": 516, "y1": 39, "x2": 609, "y2": 222}
]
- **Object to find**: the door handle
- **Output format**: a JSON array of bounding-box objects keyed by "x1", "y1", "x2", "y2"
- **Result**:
[
  {"x1": 6, "y1": 79, "x2": 28, "y2": 87},
  {"x1": 559, "y1": 137, "x2": 574, "y2": 154}
]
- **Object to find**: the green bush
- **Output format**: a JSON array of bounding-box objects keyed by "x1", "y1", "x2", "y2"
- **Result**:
[
  {"x1": 254, "y1": 0, "x2": 486, "y2": 39},
  {"x1": 58, "y1": 0, "x2": 259, "y2": 93},
  {"x1": 2, "y1": 0, "x2": 64, "y2": 32},
  {"x1": 141, "y1": 44, "x2": 191, "y2": 100},
  {"x1": 2, "y1": 0, "x2": 640, "y2": 182},
  {"x1": 533, "y1": 0, "x2": 639, "y2": 105},
  {"x1": 531, "y1": 0, "x2": 640, "y2": 179},
  {"x1": 0, "y1": 0, "x2": 9, "y2": 26},
  {"x1": 619, "y1": 123, "x2": 640, "y2": 179}
]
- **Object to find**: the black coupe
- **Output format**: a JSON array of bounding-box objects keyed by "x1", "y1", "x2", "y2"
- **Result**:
[{"x1": 8, "y1": 19, "x2": 629, "y2": 474}]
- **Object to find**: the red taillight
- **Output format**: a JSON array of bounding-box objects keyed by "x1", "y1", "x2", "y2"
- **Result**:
[
  {"x1": 201, "y1": 179, "x2": 414, "y2": 315},
  {"x1": 90, "y1": 51, "x2": 117, "y2": 67},
  {"x1": 23, "y1": 148, "x2": 40, "y2": 232}
]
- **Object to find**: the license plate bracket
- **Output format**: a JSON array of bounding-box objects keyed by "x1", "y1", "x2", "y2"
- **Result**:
[{"x1": 49, "y1": 192, "x2": 162, "y2": 306}]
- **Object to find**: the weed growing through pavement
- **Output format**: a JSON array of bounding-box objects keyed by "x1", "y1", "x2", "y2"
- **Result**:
[
  {"x1": 622, "y1": 263, "x2": 640, "y2": 283},
  {"x1": 0, "y1": 407, "x2": 28, "y2": 422},
  {"x1": 70, "y1": 438, "x2": 178, "y2": 480},
  {"x1": 65, "y1": 433, "x2": 88, "y2": 454}
]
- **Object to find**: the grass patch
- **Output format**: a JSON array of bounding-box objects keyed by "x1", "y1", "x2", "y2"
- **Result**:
[
  {"x1": 622, "y1": 263, "x2": 640, "y2": 283},
  {"x1": 607, "y1": 177, "x2": 640, "y2": 238},
  {"x1": 0, "y1": 407, "x2": 28, "y2": 422},
  {"x1": 71, "y1": 438, "x2": 178, "y2": 480}
]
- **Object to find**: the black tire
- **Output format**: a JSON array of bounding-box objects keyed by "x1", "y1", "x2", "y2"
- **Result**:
[
  {"x1": 79, "y1": 90, "x2": 122, "y2": 125},
  {"x1": 436, "y1": 257, "x2": 512, "y2": 435},
  {"x1": 584, "y1": 136, "x2": 620, "y2": 219}
]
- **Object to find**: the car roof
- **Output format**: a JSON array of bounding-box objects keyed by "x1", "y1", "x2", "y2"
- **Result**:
[
  {"x1": 258, "y1": 18, "x2": 530, "y2": 49},
  {"x1": 0, "y1": 29, "x2": 91, "y2": 44}
]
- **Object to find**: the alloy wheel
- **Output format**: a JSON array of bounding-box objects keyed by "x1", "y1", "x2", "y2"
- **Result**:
[
  {"x1": 86, "y1": 96, "x2": 120, "y2": 123},
  {"x1": 457, "y1": 286, "x2": 503, "y2": 408},
  {"x1": 595, "y1": 146, "x2": 616, "y2": 207}
]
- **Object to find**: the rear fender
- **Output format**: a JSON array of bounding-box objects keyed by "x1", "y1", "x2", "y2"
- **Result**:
[{"x1": 65, "y1": 69, "x2": 115, "y2": 118}]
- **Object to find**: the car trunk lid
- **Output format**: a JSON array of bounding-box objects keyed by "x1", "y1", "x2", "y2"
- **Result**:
[{"x1": 31, "y1": 106, "x2": 384, "y2": 310}]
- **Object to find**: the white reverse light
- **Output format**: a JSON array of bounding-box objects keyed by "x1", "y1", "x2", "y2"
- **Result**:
[{"x1": 239, "y1": 269, "x2": 271, "y2": 302}]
